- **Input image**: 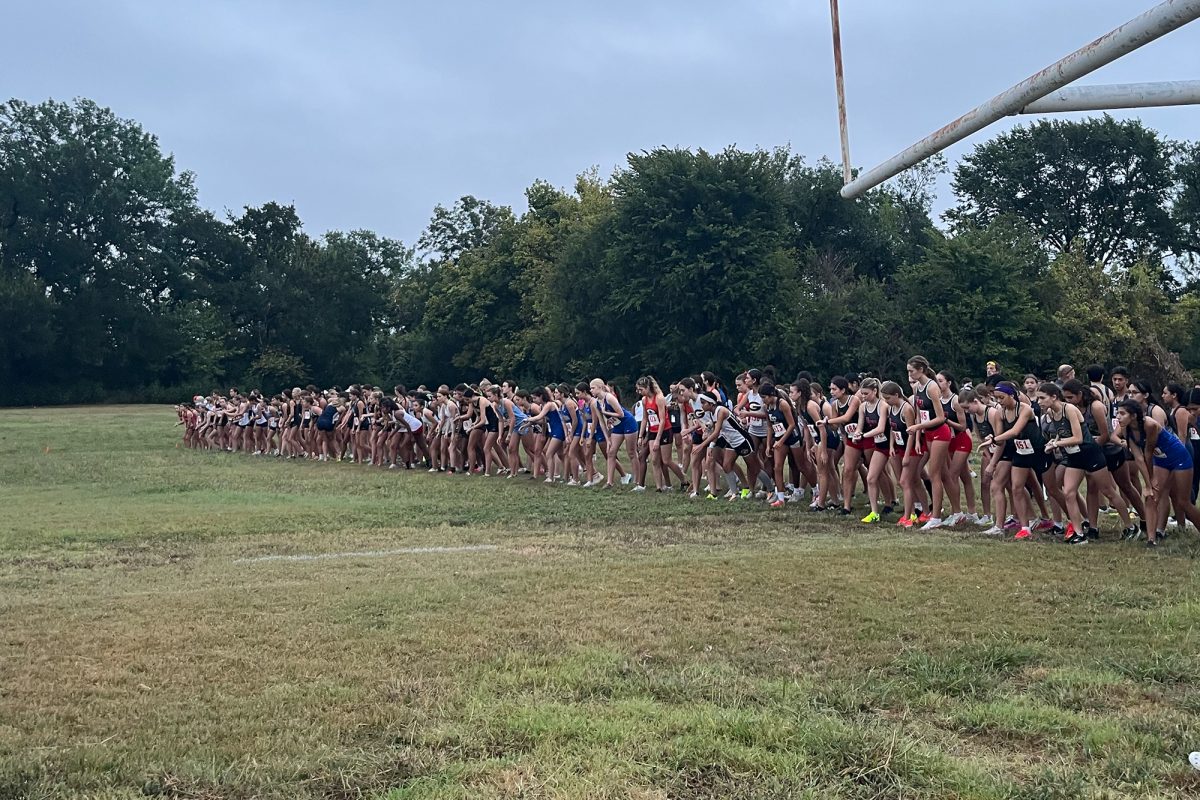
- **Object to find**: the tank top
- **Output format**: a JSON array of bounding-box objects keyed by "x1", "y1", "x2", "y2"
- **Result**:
[
  {"x1": 888, "y1": 402, "x2": 911, "y2": 450},
  {"x1": 767, "y1": 405, "x2": 792, "y2": 441},
  {"x1": 835, "y1": 398, "x2": 856, "y2": 439},
  {"x1": 745, "y1": 390, "x2": 766, "y2": 436},
  {"x1": 1000, "y1": 403, "x2": 1041, "y2": 457},
  {"x1": 545, "y1": 403, "x2": 565, "y2": 438},
  {"x1": 718, "y1": 409, "x2": 747, "y2": 447},
  {"x1": 645, "y1": 396, "x2": 668, "y2": 433},
  {"x1": 1129, "y1": 424, "x2": 1189, "y2": 466},
  {"x1": 941, "y1": 396, "x2": 959, "y2": 426},
  {"x1": 913, "y1": 381, "x2": 945, "y2": 429},
  {"x1": 862, "y1": 401, "x2": 887, "y2": 444}
]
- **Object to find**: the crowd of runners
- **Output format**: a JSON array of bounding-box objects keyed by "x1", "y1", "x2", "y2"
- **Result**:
[{"x1": 176, "y1": 357, "x2": 1200, "y2": 548}]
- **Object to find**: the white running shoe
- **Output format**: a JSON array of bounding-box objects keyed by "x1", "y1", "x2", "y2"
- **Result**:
[
  {"x1": 754, "y1": 490, "x2": 768, "y2": 500},
  {"x1": 974, "y1": 514, "x2": 994, "y2": 527},
  {"x1": 621, "y1": 474, "x2": 633, "y2": 485},
  {"x1": 944, "y1": 512, "x2": 966, "y2": 527},
  {"x1": 566, "y1": 479, "x2": 579, "y2": 487},
  {"x1": 689, "y1": 492, "x2": 699, "y2": 500},
  {"x1": 921, "y1": 518, "x2": 943, "y2": 531},
  {"x1": 631, "y1": 485, "x2": 646, "y2": 492},
  {"x1": 981, "y1": 525, "x2": 1004, "y2": 536}
]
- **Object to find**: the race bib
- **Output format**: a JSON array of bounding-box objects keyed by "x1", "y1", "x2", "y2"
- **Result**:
[
  {"x1": 463, "y1": 420, "x2": 474, "y2": 432},
  {"x1": 772, "y1": 422, "x2": 786, "y2": 436},
  {"x1": 1153, "y1": 447, "x2": 1166, "y2": 459},
  {"x1": 1015, "y1": 438, "x2": 1034, "y2": 455},
  {"x1": 918, "y1": 410, "x2": 931, "y2": 424},
  {"x1": 874, "y1": 433, "x2": 887, "y2": 443},
  {"x1": 893, "y1": 431, "x2": 904, "y2": 446},
  {"x1": 1063, "y1": 444, "x2": 1080, "y2": 454},
  {"x1": 1191, "y1": 428, "x2": 1199, "y2": 441},
  {"x1": 845, "y1": 422, "x2": 858, "y2": 437},
  {"x1": 647, "y1": 409, "x2": 660, "y2": 427},
  {"x1": 807, "y1": 424, "x2": 819, "y2": 439}
]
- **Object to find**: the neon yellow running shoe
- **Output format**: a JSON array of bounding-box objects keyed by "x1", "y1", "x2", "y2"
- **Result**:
[
  {"x1": 739, "y1": 488, "x2": 751, "y2": 499},
  {"x1": 861, "y1": 511, "x2": 880, "y2": 524}
]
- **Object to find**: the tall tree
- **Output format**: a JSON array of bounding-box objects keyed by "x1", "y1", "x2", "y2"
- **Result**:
[
  {"x1": 948, "y1": 116, "x2": 1177, "y2": 271},
  {"x1": 0, "y1": 97, "x2": 200, "y2": 395}
]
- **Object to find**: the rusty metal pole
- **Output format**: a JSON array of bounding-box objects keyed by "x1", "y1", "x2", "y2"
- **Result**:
[
  {"x1": 829, "y1": 0, "x2": 853, "y2": 186},
  {"x1": 840, "y1": 0, "x2": 1200, "y2": 199}
]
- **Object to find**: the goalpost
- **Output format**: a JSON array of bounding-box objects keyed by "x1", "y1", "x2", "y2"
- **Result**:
[{"x1": 829, "y1": 0, "x2": 1200, "y2": 200}]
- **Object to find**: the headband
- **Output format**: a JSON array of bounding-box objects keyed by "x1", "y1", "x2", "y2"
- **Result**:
[
  {"x1": 697, "y1": 393, "x2": 717, "y2": 405},
  {"x1": 994, "y1": 384, "x2": 1016, "y2": 397}
]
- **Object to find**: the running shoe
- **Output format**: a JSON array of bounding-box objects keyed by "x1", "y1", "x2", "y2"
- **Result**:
[
  {"x1": 706, "y1": 493, "x2": 719, "y2": 501},
  {"x1": 689, "y1": 492, "x2": 700, "y2": 500},
  {"x1": 630, "y1": 485, "x2": 646, "y2": 492},
  {"x1": 566, "y1": 479, "x2": 579, "y2": 487},
  {"x1": 739, "y1": 489, "x2": 752, "y2": 500},
  {"x1": 1064, "y1": 531, "x2": 1088, "y2": 545},
  {"x1": 944, "y1": 512, "x2": 966, "y2": 527},
  {"x1": 1064, "y1": 522, "x2": 1076, "y2": 538},
  {"x1": 1003, "y1": 516, "x2": 1019, "y2": 531},
  {"x1": 920, "y1": 517, "x2": 943, "y2": 531},
  {"x1": 917, "y1": 512, "x2": 932, "y2": 524},
  {"x1": 1034, "y1": 519, "x2": 1056, "y2": 532},
  {"x1": 1014, "y1": 527, "x2": 1032, "y2": 540},
  {"x1": 1146, "y1": 538, "x2": 1159, "y2": 548},
  {"x1": 861, "y1": 511, "x2": 880, "y2": 524},
  {"x1": 981, "y1": 525, "x2": 1004, "y2": 536},
  {"x1": 808, "y1": 502, "x2": 822, "y2": 512},
  {"x1": 974, "y1": 514, "x2": 994, "y2": 527},
  {"x1": 898, "y1": 514, "x2": 916, "y2": 528},
  {"x1": 837, "y1": 507, "x2": 851, "y2": 516},
  {"x1": 620, "y1": 474, "x2": 633, "y2": 485},
  {"x1": 1167, "y1": 518, "x2": 1179, "y2": 529},
  {"x1": 754, "y1": 490, "x2": 768, "y2": 500},
  {"x1": 882, "y1": 505, "x2": 895, "y2": 516},
  {"x1": 770, "y1": 498, "x2": 786, "y2": 509},
  {"x1": 1121, "y1": 525, "x2": 1140, "y2": 541},
  {"x1": 1085, "y1": 523, "x2": 1099, "y2": 540}
]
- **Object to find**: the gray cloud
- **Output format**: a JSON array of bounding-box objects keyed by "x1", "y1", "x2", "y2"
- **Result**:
[{"x1": 8, "y1": 1, "x2": 1200, "y2": 243}]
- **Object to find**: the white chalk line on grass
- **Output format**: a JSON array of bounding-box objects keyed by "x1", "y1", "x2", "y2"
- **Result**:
[{"x1": 233, "y1": 544, "x2": 499, "y2": 565}]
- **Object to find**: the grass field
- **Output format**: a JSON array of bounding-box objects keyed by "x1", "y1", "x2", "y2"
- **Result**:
[{"x1": 1, "y1": 406, "x2": 1198, "y2": 799}]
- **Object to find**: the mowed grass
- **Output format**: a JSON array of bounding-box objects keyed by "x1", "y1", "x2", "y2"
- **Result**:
[{"x1": 1, "y1": 407, "x2": 1198, "y2": 799}]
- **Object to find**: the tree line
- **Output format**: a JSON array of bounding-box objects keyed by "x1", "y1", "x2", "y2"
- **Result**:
[{"x1": 2, "y1": 97, "x2": 1199, "y2": 405}]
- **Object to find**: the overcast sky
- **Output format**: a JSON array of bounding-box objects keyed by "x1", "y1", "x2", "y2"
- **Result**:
[{"x1": 8, "y1": 0, "x2": 1200, "y2": 245}]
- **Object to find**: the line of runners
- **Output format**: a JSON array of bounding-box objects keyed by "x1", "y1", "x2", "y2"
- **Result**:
[{"x1": 176, "y1": 357, "x2": 1200, "y2": 547}]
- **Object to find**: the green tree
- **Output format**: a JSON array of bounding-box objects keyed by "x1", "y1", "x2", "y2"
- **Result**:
[
  {"x1": 893, "y1": 223, "x2": 1048, "y2": 377},
  {"x1": 948, "y1": 116, "x2": 1178, "y2": 271},
  {"x1": 0, "y1": 97, "x2": 200, "y2": 395}
]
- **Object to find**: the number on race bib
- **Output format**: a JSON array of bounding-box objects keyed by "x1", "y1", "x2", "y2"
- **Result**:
[
  {"x1": 807, "y1": 424, "x2": 819, "y2": 439},
  {"x1": 647, "y1": 410, "x2": 660, "y2": 427},
  {"x1": 845, "y1": 422, "x2": 858, "y2": 437},
  {"x1": 1015, "y1": 438, "x2": 1034, "y2": 455},
  {"x1": 772, "y1": 422, "x2": 786, "y2": 436},
  {"x1": 893, "y1": 431, "x2": 904, "y2": 446},
  {"x1": 874, "y1": 433, "x2": 887, "y2": 443},
  {"x1": 918, "y1": 410, "x2": 931, "y2": 424}
]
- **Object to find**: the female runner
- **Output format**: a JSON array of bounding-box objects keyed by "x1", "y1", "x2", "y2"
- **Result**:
[
  {"x1": 1114, "y1": 399, "x2": 1200, "y2": 546},
  {"x1": 851, "y1": 378, "x2": 893, "y2": 523},
  {"x1": 906, "y1": 357, "x2": 952, "y2": 530}
]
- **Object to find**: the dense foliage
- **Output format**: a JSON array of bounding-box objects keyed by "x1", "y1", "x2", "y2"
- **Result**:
[{"x1": 2, "y1": 99, "x2": 1198, "y2": 404}]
